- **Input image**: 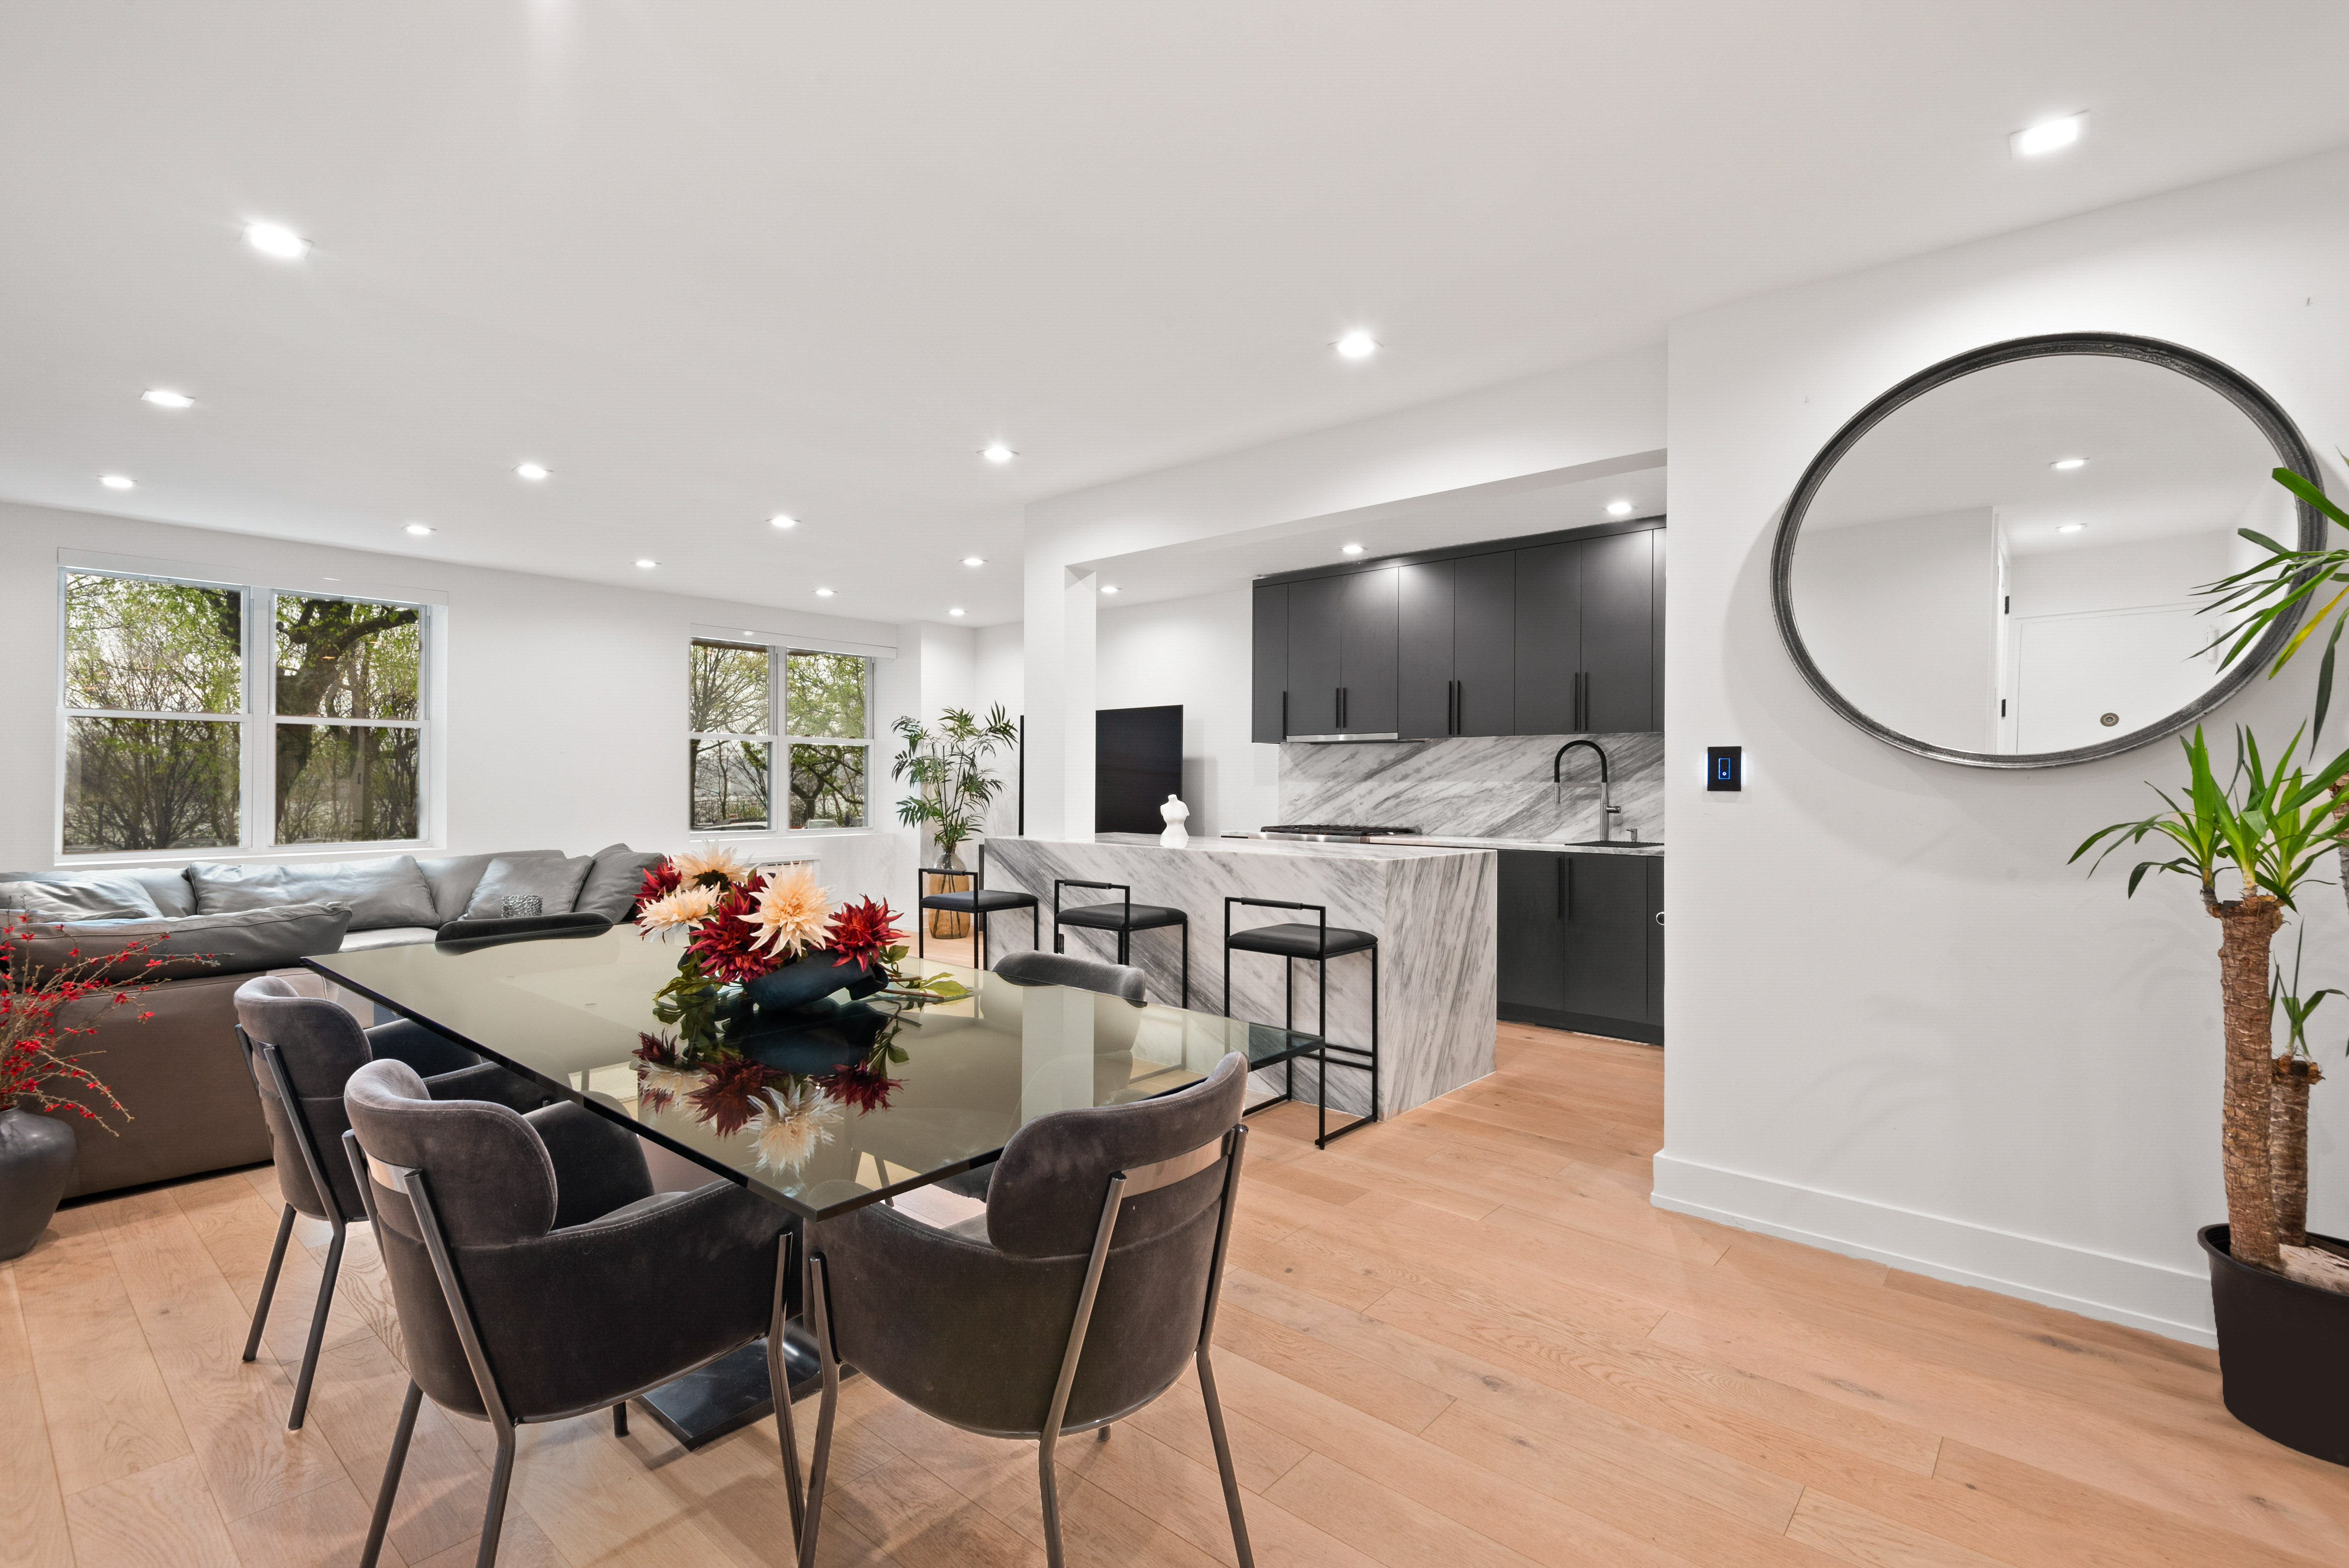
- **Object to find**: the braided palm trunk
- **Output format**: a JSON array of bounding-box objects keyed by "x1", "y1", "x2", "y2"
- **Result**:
[{"x1": 2212, "y1": 892, "x2": 2286, "y2": 1271}]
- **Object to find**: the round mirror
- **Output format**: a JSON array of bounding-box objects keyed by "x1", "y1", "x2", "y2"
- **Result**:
[{"x1": 1772, "y1": 334, "x2": 2325, "y2": 767}]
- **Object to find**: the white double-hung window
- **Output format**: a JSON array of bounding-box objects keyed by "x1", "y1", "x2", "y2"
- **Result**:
[
  {"x1": 58, "y1": 568, "x2": 430, "y2": 855},
  {"x1": 687, "y1": 639, "x2": 872, "y2": 832}
]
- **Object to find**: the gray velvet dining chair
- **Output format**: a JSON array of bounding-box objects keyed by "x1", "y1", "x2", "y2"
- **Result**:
[
  {"x1": 232, "y1": 975, "x2": 556, "y2": 1430},
  {"x1": 992, "y1": 947, "x2": 1149, "y2": 1005},
  {"x1": 340, "y1": 1058, "x2": 800, "y2": 1568},
  {"x1": 796, "y1": 1051, "x2": 1255, "y2": 1568}
]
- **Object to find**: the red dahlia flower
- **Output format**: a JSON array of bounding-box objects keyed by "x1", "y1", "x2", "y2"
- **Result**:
[
  {"x1": 823, "y1": 897, "x2": 903, "y2": 968},
  {"x1": 820, "y1": 1062, "x2": 902, "y2": 1115},
  {"x1": 683, "y1": 1053, "x2": 783, "y2": 1137}
]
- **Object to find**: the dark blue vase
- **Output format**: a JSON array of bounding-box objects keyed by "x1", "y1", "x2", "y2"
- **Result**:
[{"x1": 742, "y1": 950, "x2": 883, "y2": 1016}]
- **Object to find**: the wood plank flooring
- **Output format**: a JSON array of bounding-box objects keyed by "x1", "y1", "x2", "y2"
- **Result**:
[{"x1": 7, "y1": 1019, "x2": 2346, "y2": 1567}]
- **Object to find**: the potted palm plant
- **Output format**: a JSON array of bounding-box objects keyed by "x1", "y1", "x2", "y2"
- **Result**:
[
  {"x1": 891, "y1": 704, "x2": 1018, "y2": 937},
  {"x1": 2075, "y1": 725, "x2": 2349, "y2": 1461}
]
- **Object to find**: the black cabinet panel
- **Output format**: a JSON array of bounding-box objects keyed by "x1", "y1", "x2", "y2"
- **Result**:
[
  {"x1": 1339, "y1": 565, "x2": 1398, "y2": 733},
  {"x1": 1286, "y1": 577, "x2": 1343, "y2": 736},
  {"x1": 1251, "y1": 583, "x2": 1288, "y2": 744},
  {"x1": 1396, "y1": 561, "x2": 1454, "y2": 739},
  {"x1": 1644, "y1": 855, "x2": 1665, "y2": 1029},
  {"x1": 1581, "y1": 529, "x2": 1656, "y2": 733},
  {"x1": 1496, "y1": 850, "x2": 1566, "y2": 1014},
  {"x1": 1560, "y1": 853, "x2": 1648, "y2": 1021},
  {"x1": 1514, "y1": 543, "x2": 1582, "y2": 734},
  {"x1": 1454, "y1": 551, "x2": 1516, "y2": 736}
]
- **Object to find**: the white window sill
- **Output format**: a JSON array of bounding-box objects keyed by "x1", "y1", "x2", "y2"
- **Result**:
[{"x1": 57, "y1": 841, "x2": 436, "y2": 870}]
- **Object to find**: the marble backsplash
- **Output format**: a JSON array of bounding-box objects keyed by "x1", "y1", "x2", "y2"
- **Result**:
[{"x1": 1279, "y1": 731, "x2": 1665, "y2": 841}]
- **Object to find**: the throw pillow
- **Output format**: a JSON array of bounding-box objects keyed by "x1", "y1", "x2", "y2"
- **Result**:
[
  {"x1": 189, "y1": 855, "x2": 442, "y2": 931},
  {"x1": 15, "y1": 901, "x2": 355, "y2": 983},
  {"x1": 0, "y1": 874, "x2": 165, "y2": 922},
  {"x1": 462, "y1": 855, "x2": 594, "y2": 920},
  {"x1": 573, "y1": 843, "x2": 669, "y2": 921}
]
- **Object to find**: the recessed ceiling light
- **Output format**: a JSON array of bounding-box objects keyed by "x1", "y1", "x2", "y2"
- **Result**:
[
  {"x1": 244, "y1": 221, "x2": 310, "y2": 259},
  {"x1": 1336, "y1": 330, "x2": 1379, "y2": 360},
  {"x1": 2051, "y1": 457, "x2": 2087, "y2": 471},
  {"x1": 99, "y1": 474, "x2": 135, "y2": 490},
  {"x1": 1607, "y1": 500, "x2": 1634, "y2": 517},
  {"x1": 404, "y1": 523, "x2": 434, "y2": 536},
  {"x1": 769, "y1": 513, "x2": 796, "y2": 529},
  {"x1": 1100, "y1": 584, "x2": 1120, "y2": 595},
  {"x1": 2012, "y1": 113, "x2": 2086, "y2": 158},
  {"x1": 815, "y1": 587, "x2": 835, "y2": 597},
  {"x1": 141, "y1": 388, "x2": 194, "y2": 409},
  {"x1": 949, "y1": 607, "x2": 966, "y2": 617},
  {"x1": 981, "y1": 443, "x2": 1016, "y2": 463},
  {"x1": 962, "y1": 556, "x2": 986, "y2": 566},
  {"x1": 2057, "y1": 523, "x2": 2085, "y2": 534},
  {"x1": 1340, "y1": 543, "x2": 1365, "y2": 556},
  {"x1": 515, "y1": 462, "x2": 550, "y2": 481},
  {"x1": 635, "y1": 558, "x2": 658, "y2": 568}
]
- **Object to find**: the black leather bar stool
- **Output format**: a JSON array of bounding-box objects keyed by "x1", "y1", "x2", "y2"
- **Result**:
[
  {"x1": 917, "y1": 842, "x2": 1039, "y2": 970},
  {"x1": 1052, "y1": 879, "x2": 1189, "y2": 1007},
  {"x1": 1221, "y1": 896, "x2": 1377, "y2": 1148}
]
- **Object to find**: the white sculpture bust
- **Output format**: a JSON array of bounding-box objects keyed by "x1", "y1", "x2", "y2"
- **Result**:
[{"x1": 1159, "y1": 793, "x2": 1190, "y2": 848}]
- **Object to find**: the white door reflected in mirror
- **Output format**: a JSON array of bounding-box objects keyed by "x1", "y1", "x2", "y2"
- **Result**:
[{"x1": 1785, "y1": 349, "x2": 2297, "y2": 761}]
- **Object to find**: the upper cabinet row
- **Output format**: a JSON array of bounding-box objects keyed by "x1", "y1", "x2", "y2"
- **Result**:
[{"x1": 1250, "y1": 523, "x2": 1662, "y2": 742}]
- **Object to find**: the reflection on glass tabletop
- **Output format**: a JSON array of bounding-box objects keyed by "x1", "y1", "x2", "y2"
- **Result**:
[{"x1": 307, "y1": 926, "x2": 1315, "y2": 1220}]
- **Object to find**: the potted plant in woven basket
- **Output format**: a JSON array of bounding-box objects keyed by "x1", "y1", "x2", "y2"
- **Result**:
[
  {"x1": 0, "y1": 912, "x2": 151, "y2": 1259},
  {"x1": 2075, "y1": 725, "x2": 2349, "y2": 1462},
  {"x1": 891, "y1": 704, "x2": 1018, "y2": 939}
]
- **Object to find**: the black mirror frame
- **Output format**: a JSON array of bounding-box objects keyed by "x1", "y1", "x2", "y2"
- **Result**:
[{"x1": 1770, "y1": 331, "x2": 2328, "y2": 770}]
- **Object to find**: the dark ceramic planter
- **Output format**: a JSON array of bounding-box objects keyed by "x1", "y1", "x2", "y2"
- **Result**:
[
  {"x1": 2199, "y1": 1224, "x2": 2349, "y2": 1465},
  {"x1": 742, "y1": 952, "x2": 884, "y2": 1016},
  {"x1": 0, "y1": 1106, "x2": 78, "y2": 1260}
]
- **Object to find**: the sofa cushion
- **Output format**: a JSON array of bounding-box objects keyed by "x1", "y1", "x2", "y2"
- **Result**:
[
  {"x1": 0, "y1": 873, "x2": 165, "y2": 921},
  {"x1": 18, "y1": 902, "x2": 355, "y2": 983},
  {"x1": 189, "y1": 855, "x2": 440, "y2": 931},
  {"x1": 461, "y1": 855, "x2": 593, "y2": 921},
  {"x1": 414, "y1": 851, "x2": 564, "y2": 923},
  {"x1": 339, "y1": 926, "x2": 441, "y2": 952},
  {"x1": 575, "y1": 843, "x2": 667, "y2": 921}
]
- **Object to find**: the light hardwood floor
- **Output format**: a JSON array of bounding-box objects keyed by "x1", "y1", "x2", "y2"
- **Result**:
[{"x1": 8, "y1": 1020, "x2": 2349, "y2": 1568}]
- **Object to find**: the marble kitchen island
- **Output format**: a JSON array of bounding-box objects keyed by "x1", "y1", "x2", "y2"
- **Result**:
[{"x1": 982, "y1": 835, "x2": 1495, "y2": 1120}]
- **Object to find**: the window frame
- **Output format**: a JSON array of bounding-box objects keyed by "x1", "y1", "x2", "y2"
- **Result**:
[
  {"x1": 56, "y1": 566, "x2": 435, "y2": 860},
  {"x1": 687, "y1": 638, "x2": 873, "y2": 835}
]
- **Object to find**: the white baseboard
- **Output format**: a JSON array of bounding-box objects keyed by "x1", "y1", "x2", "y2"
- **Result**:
[{"x1": 1651, "y1": 1152, "x2": 2217, "y2": 1347}]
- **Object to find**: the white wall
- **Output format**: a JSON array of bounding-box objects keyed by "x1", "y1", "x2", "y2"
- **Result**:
[
  {"x1": 1660, "y1": 144, "x2": 2349, "y2": 1344},
  {"x1": 1094, "y1": 587, "x2": 1279, "y2": 840},
  {"x1": 1022, "y1": 346, "x2": 1669, "y2": 839},
  {"x1": 974, "y1": 621, "x2": 1027, "y2": 838},
  {"x1": 0, "y1": 500, "x2": 964, "y2": 910}
]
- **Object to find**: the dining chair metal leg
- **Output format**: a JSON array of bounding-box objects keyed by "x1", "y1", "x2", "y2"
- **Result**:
[
  {"x1": 797, "y1": 1252, "x2": 842, "y2": 1568},
  {"x1": 612, "y1": 1402, "x2": 627, "y2": 1437},
  {"x1": 287, "y1": 1213, "x2": 346, "y2": 1429},
  {"x1": 478, "y1": 1429, "x2": 517, "y2": 1568},
  {"x1": 1197, "y1": 1349, "x2": 1256, "y2": 1568},
  {"x1": 1180, "y1": 921, "x2": 1190, "y2": 1009},
  {"x1": 242, "y1": 1203, "x2": 295, "y2": 1363},
  {"x1": 359, "y1": 1379, "x2": 422, "y2": 1568},
  {"x1": 767, "y1": 1231, "x2": 806, "y2": 1534}
]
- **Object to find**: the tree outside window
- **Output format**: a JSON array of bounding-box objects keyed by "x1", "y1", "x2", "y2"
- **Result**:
[{"x1": 685, "y1": 641, "x2": 870, "y2": 831}]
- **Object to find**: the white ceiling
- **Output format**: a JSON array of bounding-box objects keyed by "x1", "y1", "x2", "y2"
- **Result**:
[{"x1": 5, "y1": 2, "x2": 2349, "y2": 627}]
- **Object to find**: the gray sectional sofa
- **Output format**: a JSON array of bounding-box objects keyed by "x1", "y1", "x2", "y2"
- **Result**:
[{"x1": 2, "y1": 843, "x2": 664, "y2": 1198}]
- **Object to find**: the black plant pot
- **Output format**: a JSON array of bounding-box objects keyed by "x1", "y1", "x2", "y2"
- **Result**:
[
  {"x1": 2199, "y1": 1224, "x2": 2349, "y2": 1465},
  {"x1": 0, "y1": 1107, "x2": 78, "y2": 1261}
]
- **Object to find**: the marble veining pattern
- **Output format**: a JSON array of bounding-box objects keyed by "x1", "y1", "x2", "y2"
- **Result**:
[
  {"x1": 981, "y1": 837, "x2": 1496, "y2": 1119},
  {"x1": 1280, "y1": 731, "x2": 1665, "y2": 841}
]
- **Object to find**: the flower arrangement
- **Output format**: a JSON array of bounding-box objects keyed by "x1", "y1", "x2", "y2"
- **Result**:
[
  {"x1": 2, "y1": 911, "x2": 159, "y2": 1133},
  {"x1": 629, "y1": 848, "x2": 968, "y2": 1173}
]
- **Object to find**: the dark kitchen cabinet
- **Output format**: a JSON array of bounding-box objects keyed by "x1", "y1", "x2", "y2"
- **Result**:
[
  {"x1": 1251, "y1": 583, "x2": 1288, "y2": 743},
  {"x1": 1285, "y1": 577, "x2": 1343, "y2": 736},
  {"x1": 1251, "y1": 520, "x2": 1660, "y2": 744},
  {"x1": 1338, "y1": 565, "x2": 1398, "y2": 734},
  {"x1": 1495, "y1": 848, "x2": 1663, "y2": 1045},
  {"x1": 1396, "y1": 554, "x2": 1516, "y2": 737}
]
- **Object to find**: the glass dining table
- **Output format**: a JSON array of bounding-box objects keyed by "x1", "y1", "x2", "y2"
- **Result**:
[{"x1": 306, "y1": 924, "x2": 1318, "y2": 1447}]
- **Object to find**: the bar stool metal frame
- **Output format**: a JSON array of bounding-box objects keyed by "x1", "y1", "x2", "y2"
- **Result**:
[
  {"x1": 1051, "y1": 878, "x2": 1189, "y2": 1008},
  {"x1": 1220, "y1": 896, "x2": 1378, "y2": 1148},
  {"x1": 915, "y1": 841, "x2": 1039, "y2": 971}
]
